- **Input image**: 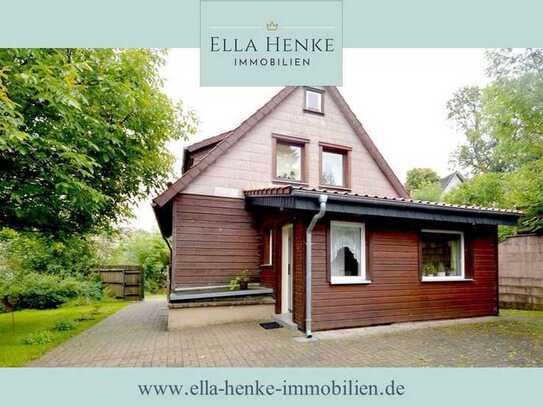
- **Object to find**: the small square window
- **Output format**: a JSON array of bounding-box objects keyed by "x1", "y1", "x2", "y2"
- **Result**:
[
  {"x1": 421, "y1": 230, "x2": 465, "y2": 281},
  {"x1": 304, "y1": 88, "x2": 323, "y2": 113}
]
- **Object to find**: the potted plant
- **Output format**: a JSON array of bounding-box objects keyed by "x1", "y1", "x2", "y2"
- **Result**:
[
  {"x1": 228, "y1": 269, "x2": 250, "y2": 291},
  {"x1": 423, "y1": 263, "x2": 437, "y2": 277}
]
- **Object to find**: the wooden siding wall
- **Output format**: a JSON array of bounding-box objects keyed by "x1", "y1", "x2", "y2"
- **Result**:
[
  {"x1": 311, "y1": 221, "x2": 498, "y2": 331},
  {"x1": 173, "y1": 194, "x2": 261, "y2": 287},
  {"x1": 260, "y1": 265, "x2": 274, "y2": 288}
]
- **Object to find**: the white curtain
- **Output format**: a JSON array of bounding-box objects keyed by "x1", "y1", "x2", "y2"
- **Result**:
[
  {"x1": 450, "y1": 239, "x2": 459, "y2": 275},
  {"x1": 331, "y1": 224, "x2": 361, "y2": 276}
]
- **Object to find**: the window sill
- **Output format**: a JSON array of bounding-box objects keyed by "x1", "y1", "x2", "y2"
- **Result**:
[
  {"x1": 330, "y1": 277, "x2": 372, "y2": 285},
  {"x1": 319, "y1": 184, "x2": 351, "y2": 192},
  {"x1": 272, "y1": 179, "x2": 309, "y2": 187},
  {"x1": 303, "y1": 108, "x2": 324, "y2": 116},
  {"x1": 421, "y1": 277, "x2": 474, "y2": 282}
]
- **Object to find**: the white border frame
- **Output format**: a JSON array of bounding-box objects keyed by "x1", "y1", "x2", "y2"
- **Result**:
[
  {"x1": 329, "y1": 221, "x2": 369, "y2": 284},
  {"x1": 420, "y1": 229, "x2": 466, "y2": 282}
]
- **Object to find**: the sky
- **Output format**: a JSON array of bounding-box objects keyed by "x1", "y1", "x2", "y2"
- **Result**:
[{"x1": 130, "y1": 48, "x2": 488, "y2": 231}]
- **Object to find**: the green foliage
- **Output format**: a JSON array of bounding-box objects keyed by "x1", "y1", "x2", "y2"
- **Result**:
[
  {"x1": 0, "y1": 271, "x2": 102, "y2": 310},
  {"x1": 411, "y1": 183, "x2": 442, "y2": 202},
  {"x1": 102, "y1": 230, "x2": 169, "y2": 293},
  {"x1": 52, "y1": 319, "x2": 77, "y2": 332},
  {"x1": 0, "y1": 228, "x2": 98, "y2": 278},
  {"x1": 228, "y1": 269, "x2": 250, "y2": 291},
  {"x1": 446, "y1": 49, "x2": 543, "y2": 232},
  {"x1": 405, "y1": 168, "x2": 440, "y2": 194},
  {"x1": 0, "y1": 48, "x2": 197, "y2": 235},
  {"x1": 21, "y1": 330, "x2": 54, "y2": 345},
  {"x1": 444, "y1": 173, "x2": 507, "y2": 208}
]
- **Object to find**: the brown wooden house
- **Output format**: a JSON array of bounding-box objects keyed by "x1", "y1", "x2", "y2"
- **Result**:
[{"x1": 153, "y1": 86, "x2": 521, "y2": 335}]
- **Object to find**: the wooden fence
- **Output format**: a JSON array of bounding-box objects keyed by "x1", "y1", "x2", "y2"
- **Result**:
[
  {"x1": 499, "y1": 234, "x2": 543, "y2": 310},
  {"x1": 96, "y1": 265, "x2": 144, "y2": 301}
]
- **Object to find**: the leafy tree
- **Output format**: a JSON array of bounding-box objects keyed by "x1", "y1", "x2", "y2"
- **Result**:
[
  {"x1": 405, "y1": 168, "x2": 440, "y2": 195},
  {"x1": 0, "y1": 49, "x2": 197, "y2": 235},
  {"x1": 411, "y1": 183, "x2": 442, "y2": 202},
  {"x1": 0, "y1": 228, "x2": 98, "y2": 278},
  {"x1": 444, "y1": 173, "x2": 507, "y2": 208},
  {"x1": 445, "y1": 48, "x2": 543, "y2": 232}
]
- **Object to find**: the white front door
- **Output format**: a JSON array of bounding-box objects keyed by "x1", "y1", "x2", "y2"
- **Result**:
[{"x1": 281, "y1": 223, "x2": 293, "y2": 314}]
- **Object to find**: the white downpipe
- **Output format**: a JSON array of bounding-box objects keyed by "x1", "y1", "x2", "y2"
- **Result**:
[{"x1": 305, "y1": 194, "x2": 328, "y2": 338}]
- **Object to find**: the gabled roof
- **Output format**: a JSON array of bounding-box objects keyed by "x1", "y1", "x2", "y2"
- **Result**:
[
  {"x1": 153, "y1": 86, "x2": 409, "y2": 210},
  {"x1": 440, "y1": 171, "x2": 465, "y2": 190}
]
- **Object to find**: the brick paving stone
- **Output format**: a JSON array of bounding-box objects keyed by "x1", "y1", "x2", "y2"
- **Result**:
[{"x1": 30, "y1": 300, "x2": 543, "y2": 367}]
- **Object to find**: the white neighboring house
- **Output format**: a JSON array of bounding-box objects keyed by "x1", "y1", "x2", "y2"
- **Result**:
[{"x1": 440, "y1": 171, "x2": 465, "y2": 195}]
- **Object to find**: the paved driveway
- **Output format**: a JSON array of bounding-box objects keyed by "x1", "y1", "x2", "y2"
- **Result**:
[{"x1": 32, "y1": 299, "x2": 543, "y2": 367}]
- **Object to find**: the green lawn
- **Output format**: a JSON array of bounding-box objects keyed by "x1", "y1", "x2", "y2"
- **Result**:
[{"x1": 0, "y1": 301, "x2": 127, "y2": 367}]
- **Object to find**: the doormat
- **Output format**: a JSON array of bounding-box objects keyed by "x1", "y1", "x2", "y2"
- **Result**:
[{"x1": 259, "y1": 321, "x2": 283, "y2": 330}]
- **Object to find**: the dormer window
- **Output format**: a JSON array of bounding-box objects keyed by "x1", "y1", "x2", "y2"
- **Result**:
[{"x1": 304, "y1": 87, "x2": 324, "y2": 114}]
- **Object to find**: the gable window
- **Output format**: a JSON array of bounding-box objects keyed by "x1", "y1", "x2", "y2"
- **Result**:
[
  {"x1": 273, "y1": 134, "x2": 308, "y2": 183},
  {"x1": 304, "y1": 87, "x2": 324, "y2": 114},
  {"x1": 262, "y1": 229, "x2": 273, "y2": 266},
  {"x1": 330, "y1": 221, "x2": 369, "y2": 284},
  {"x1": 421, "y1": 230, "x2": 465, "y2": 281},
  {"x1": 320, "y1": 143, "x2": 351, "y2": 189}
]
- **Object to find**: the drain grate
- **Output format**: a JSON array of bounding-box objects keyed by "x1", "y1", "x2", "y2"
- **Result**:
[{"x1": 259, "y1": 321, "x2": 283, "y2": 330}]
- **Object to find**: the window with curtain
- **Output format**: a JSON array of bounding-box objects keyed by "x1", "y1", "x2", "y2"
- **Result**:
[
  {"x1": 421, "y1": 230, "x2": 465, "y2": 281},
  {"x1": 330, "y1": 221, "x2": 368, "y2": 284}
]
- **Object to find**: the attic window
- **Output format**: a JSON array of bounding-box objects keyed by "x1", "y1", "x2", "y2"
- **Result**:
[
  {"x1": 319, "y1": 142, "x2": 352, "y2": 189},
  {"x1": 304, "y1": 87, "x2": 324, "y2": 114}
]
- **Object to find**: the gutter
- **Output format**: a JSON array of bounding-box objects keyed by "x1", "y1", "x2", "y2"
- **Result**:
[{"x1": 305, "y1": 194, "x2": 327, "y2": 338}]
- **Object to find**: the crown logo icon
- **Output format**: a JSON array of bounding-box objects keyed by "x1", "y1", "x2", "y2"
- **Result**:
[{"x1": 266, "y1": 21, "x2": 278, "y2": 31}]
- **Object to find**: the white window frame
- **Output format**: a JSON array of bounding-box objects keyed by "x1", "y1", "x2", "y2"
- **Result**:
[
  {"x1": 262, "y1": 229, "x2": 273, "y2": 266},
  {"x1": 304, "y1": 89, "x2": 323, "y2": 113},
  {"x1": 420, "y1": 229, "x2": 466, "y2": 282},
  {"x1": 329, "y1": 221, "x2": 370, "y2": 284}
]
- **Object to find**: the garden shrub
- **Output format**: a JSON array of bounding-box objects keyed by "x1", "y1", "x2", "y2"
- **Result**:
[
  {"x1": 22, "y1": 330, "x2": 54, "y2": 345},
  {"x1": 52, "y1": 319, "x2": 77, "y2": 332},
  {"x1": 0, "y1": 271, "x2": 103, "y2": 310}
]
